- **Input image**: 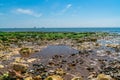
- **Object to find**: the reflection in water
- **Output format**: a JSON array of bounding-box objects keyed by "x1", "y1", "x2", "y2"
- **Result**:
[{"x1": 31, "y1": 45, "x2": 79, "y2": 58}]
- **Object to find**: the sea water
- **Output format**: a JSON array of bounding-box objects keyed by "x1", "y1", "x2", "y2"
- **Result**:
[{"x1": 0, "y1": 28, "x2": 120, "y2": 33}]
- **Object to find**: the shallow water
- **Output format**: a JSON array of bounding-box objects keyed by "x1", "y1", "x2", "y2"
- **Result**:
[
  {"x1": 97, "y1": 36, "x2": 120, "y2": 44},
  {"x1": 31, "y1": 45, "x2": 79, "y2": 58},
  {"x1": 1, "y1": 28, "x2": 120, "y2": 33}
]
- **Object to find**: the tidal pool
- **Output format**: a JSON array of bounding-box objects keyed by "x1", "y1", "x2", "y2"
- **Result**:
[{"x1": 31, "y1": 45, "x2": 79, "y2": 58}]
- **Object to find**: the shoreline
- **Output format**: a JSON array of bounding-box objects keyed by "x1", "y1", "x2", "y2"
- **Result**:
[
  {"x1": 0, "y1": 32, "x2": 120, "y2": 80},
  {"x1": 0, "y1": 28, "x2": 120, "y2": 34}
]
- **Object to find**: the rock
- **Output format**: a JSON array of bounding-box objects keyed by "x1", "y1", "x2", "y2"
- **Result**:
[
  {"x1": 90, "y1": 78, "x2": 97, "y2": 80},
  {"x1": 34, "y1": 49, "x2": 40, "y2": 52},
  {"x1": 97, "y1": 74, "x2": 112, "y2": 80},
  {"x1": 19, "y1": 48, "x2": 34, "y2": 57},
  {"x1": 71, "y1": 77, "x2": 83, "y2": 80},
  {"x1": 14, "y1": 57, "x2": 25, "y2": 63},
  {"x1": 88, "y1": 72, "x2": 97, "y2": 79},
  {"x1": 0, "y1": 54, "x2": 6, "y2": 61},
  {"x1": 8, "y1": 69, "x2": 24, "y2": 79},
  {"x1": 55, "y1": 68, "x2": 66, "y2": 76},
  {"x1": 86, "y1": 67, "x2": 94, "y2": 72},
  {"x1": 24, "y1": 76, "x2": 33, "y2": 80},
  {"x1": 106, "y1": 44, "x2": 119, "y2": 48},
  {"x1": 45, "y1": 75, "x2": 63, "y2": 80},
  {"x1": 12, "y1": 63, "x2": 28, "y2": 73},
  {"x1": 27, "y1": 58, "x2": 36, "y2": 63},
  {"x1": 31, "y1": 63, "x2": 47, "y2": 75},
  {"x1": 33, "y1": 75, "x2": 42, "y2": 80},
  {"x1": 0, "y1": 65, "x2": 4, "y2": 69},
  {"x1": 48, "y1": 70, "x2": 55, "y2": 75}
]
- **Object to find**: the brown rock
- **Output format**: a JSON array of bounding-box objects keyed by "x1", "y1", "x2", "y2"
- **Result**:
[
  {"x1": 45, "y1": 75, "x2": 63, "y2": 80},
  {"x1": 71, "y1": 77, "x2": 83, "y2": 80},
  {"x1": 0, "y1": 65, "x2": 4, "y2": 69},
  {"x1": 12, "y1": 63, "x2": 28, "y2": 73},
  {"x1": 97, "y1": 74, "x2": 112, "y2": 80}
]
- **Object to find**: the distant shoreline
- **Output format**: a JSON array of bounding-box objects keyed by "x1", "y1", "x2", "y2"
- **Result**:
[
  {"x1": 0, "y1": 28, "x2": 120, "y2": 33},
  {"x1": 0, "y1": 27, "x2": 120, "y2": 28}
]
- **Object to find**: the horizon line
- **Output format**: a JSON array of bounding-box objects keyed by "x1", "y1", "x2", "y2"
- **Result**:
[{"x1": 0, "y1": 27, "x2": 120, "y2": 28}]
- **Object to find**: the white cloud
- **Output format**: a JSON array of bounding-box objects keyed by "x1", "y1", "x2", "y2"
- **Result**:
[
  {"x1": 15, "y1": 8, "x2": 42, "y2": 17},
  {"x1": 59, "y1": 4, "x2": 72, "y2": 15},
  {"x1": 66, "y1": 4, "x2": 72, "y2": 9},
  {"x1": 51, "y1": 4, "x2": 72, "y2": 16}
]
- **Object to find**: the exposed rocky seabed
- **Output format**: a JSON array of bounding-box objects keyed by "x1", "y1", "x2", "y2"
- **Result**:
[{"x1": 0, "y1": 32, "x2": 120, "y2": 80}]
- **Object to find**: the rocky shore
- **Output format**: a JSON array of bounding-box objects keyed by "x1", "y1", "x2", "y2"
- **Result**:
[{"x1": 0, "y1": 32, "x2": 120, "y2": 80}]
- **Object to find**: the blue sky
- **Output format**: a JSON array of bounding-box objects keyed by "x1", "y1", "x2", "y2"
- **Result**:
[{"x1": 0, "y1": 0, "x2": 120, "y2": 28}]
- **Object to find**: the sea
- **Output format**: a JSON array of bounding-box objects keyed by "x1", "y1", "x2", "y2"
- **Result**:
[{"x1": 0, "y1": 28, "x2": 120, "y2": 34}]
